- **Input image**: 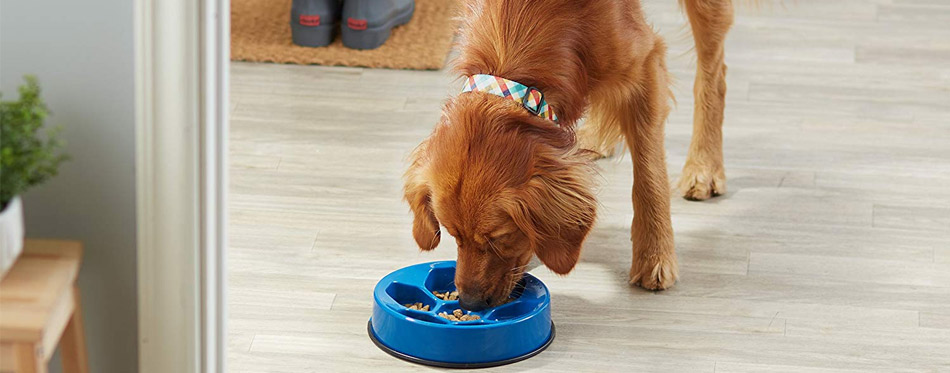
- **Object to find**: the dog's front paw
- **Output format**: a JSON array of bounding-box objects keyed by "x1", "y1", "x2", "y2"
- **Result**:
[
  {"x1": 630, "y1": 251, "x2": 678, "y2": 291},
  {"x1": 678, "y1": 159, "x2": 726, "y2": 201}
]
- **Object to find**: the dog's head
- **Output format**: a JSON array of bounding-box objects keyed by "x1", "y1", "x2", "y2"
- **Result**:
[{"x1": 404, "y1": 94, "x2": 596, "y2": 310}]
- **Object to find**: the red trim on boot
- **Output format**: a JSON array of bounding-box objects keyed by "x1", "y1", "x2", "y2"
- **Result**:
[
  {"x1": 347, "y1": 18, "x2": 368, "y2": 30},
  {"x1": 299, "y1": 14, "x2": 321, "y2": 26}
]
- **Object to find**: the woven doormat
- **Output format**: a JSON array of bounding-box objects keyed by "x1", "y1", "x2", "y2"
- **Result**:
[{"x1": 231, "y1": 0, "x2": 459, "y2": 70}]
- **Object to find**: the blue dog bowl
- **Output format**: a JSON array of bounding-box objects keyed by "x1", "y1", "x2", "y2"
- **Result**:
[{"x1": 368, "y1": 261, "x2": 554, "y2": 368}]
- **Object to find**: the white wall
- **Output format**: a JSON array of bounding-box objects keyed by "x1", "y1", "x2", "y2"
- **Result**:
[{"x1": 0, "y1": 0, "x2": 138, "y2": 372}]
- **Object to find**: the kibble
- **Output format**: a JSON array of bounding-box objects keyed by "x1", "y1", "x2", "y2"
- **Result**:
[
  {"x1": 403, "y1": 302, "x2": 430, "y2": 311},
  {"x1": 438, "y1": 309, "x2": 480, "y2": 322},
  {"x1": 432, "y1": 290, "x2": 459, "y2": 301}
]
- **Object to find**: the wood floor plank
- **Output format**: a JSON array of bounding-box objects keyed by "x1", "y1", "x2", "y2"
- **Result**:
[
  {"x1": 919, "y1": 312, "x2": 950, "y2": 330},
  {"x1": 749, "y1": 252, "x2": 950, "y2": 287},
  {"x1": 714, "y1": 361, "x2": 884, "y2": 373},
  {"x1": 872, "y1": 204, "x2": 950, "y2": 231}
]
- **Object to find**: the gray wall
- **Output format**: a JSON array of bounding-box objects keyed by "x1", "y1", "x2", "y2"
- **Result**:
[{"x1": 1, "y1": 0, "x2": 138, "y2": 372}]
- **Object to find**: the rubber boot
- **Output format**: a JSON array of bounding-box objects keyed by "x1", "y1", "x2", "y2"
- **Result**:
[
  {"x1": 291, "y1": 0, "x2": 342, "y2": 47},
  {"x1": 341, "y1": 0, "x2": 415, "y2": 50}
]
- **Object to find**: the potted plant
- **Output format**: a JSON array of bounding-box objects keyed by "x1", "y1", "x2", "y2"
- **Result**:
[{"x1": 0, "y1": 76, "x2": 68, "y2": 276}]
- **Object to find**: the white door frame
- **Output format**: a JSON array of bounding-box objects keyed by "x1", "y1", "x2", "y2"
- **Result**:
[{"x1": 134, "y1": 0, "x2": 228, "y2": 371}]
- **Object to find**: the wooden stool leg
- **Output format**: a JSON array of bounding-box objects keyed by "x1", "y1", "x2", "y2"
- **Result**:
[
  {"x1": 14, "y1": 343, "x2": 45, "y2": 373},
  {"x1": 60, "y1": 286, "x2": 88, "y2": 373}
]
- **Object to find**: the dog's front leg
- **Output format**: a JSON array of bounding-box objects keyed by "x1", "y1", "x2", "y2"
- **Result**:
[{"x1": 622, "y1": 38, "x2": 678, "y2": 290}]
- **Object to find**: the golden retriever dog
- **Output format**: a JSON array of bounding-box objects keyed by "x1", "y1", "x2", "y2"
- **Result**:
[{"x1": 404, "y1": 0, "x2": 733, "y2": 310}]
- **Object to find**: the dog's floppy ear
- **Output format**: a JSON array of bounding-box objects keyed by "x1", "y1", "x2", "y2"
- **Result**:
[
  {"x1": 404, "y1": 143, "x2": 441, "y2": 251},
  {"x1": 503, "y1": 150, "x2": 597, "y2": 274}
]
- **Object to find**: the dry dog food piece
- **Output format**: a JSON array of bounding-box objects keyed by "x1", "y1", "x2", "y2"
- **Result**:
[
  {"x1": 439, "y1": 312, "x2": 458, "y2": 321},
  {"x1": 438, "y1": 309, "x2": 480, "y2": 322},
  {"x1": 403, "y1": 302, "x2": 429, "y2": 311},
  {"x1": 432, "y1": 290, "x2": 459, "y2": 301}
]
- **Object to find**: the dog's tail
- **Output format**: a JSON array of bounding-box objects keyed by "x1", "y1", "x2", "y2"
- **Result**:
[
  {"x1": 678, "y1": 0, "x2": 774, "y2": 11},
  {"x1": 671, "y1": 0, "x2": 780, "y2": 59}
]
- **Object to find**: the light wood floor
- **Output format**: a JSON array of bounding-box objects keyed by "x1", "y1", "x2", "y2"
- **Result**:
[{"x1": 227, "y1": 1, "x2": 950, "y2": 371}]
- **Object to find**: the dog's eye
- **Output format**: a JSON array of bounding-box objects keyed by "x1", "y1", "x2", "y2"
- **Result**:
[
  {"x1": 489, "y1": 231, "x2": 513, "y2": 241},
  {"x1": 488, "y1": 225, "x2": 517, "y2": 240},
  {"x1": 473, "y1": 234, "x2": 487, "y2": 245}
]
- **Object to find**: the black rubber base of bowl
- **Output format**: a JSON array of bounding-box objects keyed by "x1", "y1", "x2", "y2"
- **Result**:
[{"x1": 367, "y1": 320, "x2": 556, "y2": 369}]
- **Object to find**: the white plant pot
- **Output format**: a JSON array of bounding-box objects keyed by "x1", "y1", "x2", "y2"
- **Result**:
[{"x1": 0, "y1": 196, "x2": 25, "y2": 277}]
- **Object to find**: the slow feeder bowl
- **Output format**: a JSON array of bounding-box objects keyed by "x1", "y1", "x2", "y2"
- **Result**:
[{"x1": 368, "y1": 261, "x2": 554, "y2": 368}]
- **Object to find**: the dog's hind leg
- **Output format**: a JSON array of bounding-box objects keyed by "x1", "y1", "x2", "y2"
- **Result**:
[
  {"x1": 577, "y1": 99, "x2": 625, "y2": 159},
  {"x1": 611, "y1": 37, "x2": 678, "y2": 290},
  {"x1": 678, "y1": 0, "x2": 733, "y2": 200}
]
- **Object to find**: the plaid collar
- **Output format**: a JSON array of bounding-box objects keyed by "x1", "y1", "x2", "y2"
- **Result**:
[{"x1": 461, "y1": 74, "x2": 558, "y2": 122}]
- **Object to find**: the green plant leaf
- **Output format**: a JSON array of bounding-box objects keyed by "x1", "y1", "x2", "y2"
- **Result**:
[{"x1": 0, "y1": 75, "x2": 69, "y2": 208}]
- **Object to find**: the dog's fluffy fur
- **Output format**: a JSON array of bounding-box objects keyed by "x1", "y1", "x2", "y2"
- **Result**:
[{"x1": 405, "y1": 0, "x2": 733, "y2": 308}]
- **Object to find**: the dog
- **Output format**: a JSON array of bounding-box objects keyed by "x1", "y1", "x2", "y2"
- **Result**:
[{"x1": 404, "y1": 0, "x2": 733, "y2": 311}]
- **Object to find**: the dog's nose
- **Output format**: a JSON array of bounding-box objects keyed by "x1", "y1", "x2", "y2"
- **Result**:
[{"x1": 459, "y1": 294, "x2": 491, "y2": 311}]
